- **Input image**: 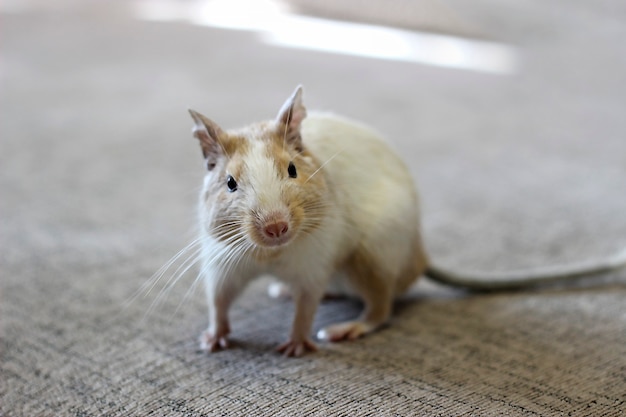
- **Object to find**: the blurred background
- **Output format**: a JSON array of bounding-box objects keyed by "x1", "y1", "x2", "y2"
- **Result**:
[
  {"x1": 2, "y1": 1, "x2": 626, "y2": 415},
  {"x1": 3, "y1": 0, "x2": 625, "y2": 274},
  {"x1": 0, "y1": 0, "x2": 626, "y2": 272}
]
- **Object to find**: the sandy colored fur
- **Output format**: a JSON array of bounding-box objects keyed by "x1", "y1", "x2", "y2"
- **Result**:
[
  {"x1": 192, "y1": 86, "x2": 428, "y2": 355},
  {"x1": 200, "y1": 118, "x2": 330, "y2": 263}
]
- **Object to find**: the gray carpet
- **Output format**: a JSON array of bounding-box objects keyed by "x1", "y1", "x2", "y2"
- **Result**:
[{"x1": 2, "y1": 1, "x2": 626, "y2": 416}]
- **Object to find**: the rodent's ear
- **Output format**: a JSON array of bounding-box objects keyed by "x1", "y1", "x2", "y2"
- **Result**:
[
  {"x1": 276, "y1": 85, "x2": 307, "y2": 148},
  {"x1": 188, "y1": 109, "x2": 225, "y2": 170}
]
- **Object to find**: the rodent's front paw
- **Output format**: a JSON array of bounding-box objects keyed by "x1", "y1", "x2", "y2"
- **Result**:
[
  {"x1": 199, "y1": 329, "x2": 230, "y2": 353},
  {"x1": 276, "y1": 338, "x2": 318, "y2": 357}
]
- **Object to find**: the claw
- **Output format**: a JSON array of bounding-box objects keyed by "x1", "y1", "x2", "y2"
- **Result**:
[
  {"x1": 276, "y1": 338, "x2": 318, "y2": 357},
  {"x1": 200, "y1": 330, "x2": 230, "y2": 353}
]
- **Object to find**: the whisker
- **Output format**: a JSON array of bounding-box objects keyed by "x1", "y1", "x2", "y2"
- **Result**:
[
  {"x1": 305, "y1": 148, "x2": 346, "y2": 184},
  {"x1": 139, "y1": 229, "x2": 250, "y2": 320},
  {"x1": 158, "y1": 235, "x2": 251, "y2": 320},
  {"x1": 123, "y1": 237, "x2": 202, "y2": 310},
  {"x1": 156, "y1": 247, "x2": 203, "y2": 297},
  {"x1": 173, "y1": 270, "x2": 205, "y2": 318},
  {"x1": 144, "y1": 249, "x2": 204, "y2": 319}
]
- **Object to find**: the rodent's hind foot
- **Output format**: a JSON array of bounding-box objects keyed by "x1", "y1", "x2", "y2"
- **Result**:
[
  {"x1": 316, "y1": 321, "x2": 377, "y2": 342},
  {"x1": 267, "y1": 282, "x2": 345, "y2": 301},
  {"x1": 267, "y1": 282, "x2": 291, "y2": 299},
  {"x1": 199, "y1": 329, "x2": 230, "y2": 353},
  {"x1": 276, "y1": 338, "x2": 318, "y2": 357}
]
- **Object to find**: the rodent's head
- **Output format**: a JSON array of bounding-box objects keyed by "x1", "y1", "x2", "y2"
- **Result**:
[{"x1": 189, "y1": 86, "x2": 329, "y2": 255}]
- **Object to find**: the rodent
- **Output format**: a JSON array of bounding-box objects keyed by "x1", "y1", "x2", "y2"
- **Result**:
[{"x1": 187, "y1": 85, "x2": 626, "y2": 357}]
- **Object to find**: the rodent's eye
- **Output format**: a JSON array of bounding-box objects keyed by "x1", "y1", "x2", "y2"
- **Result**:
[
  {"x1": 226, "y1": 175, "x2": 238, "y2": 192},
  {"x1": 288, "y1": 161, "x2": 297, "y2": 178}
]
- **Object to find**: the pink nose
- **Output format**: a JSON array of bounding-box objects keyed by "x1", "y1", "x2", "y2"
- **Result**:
[{"x1": 264, "y1": 221, "x2": 289, "y2": 239}]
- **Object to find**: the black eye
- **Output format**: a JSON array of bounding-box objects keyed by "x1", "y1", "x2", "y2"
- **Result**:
[
  {"x1": 226, "y1": 175, "x2": 238, "y2": 192},
  {"x1": 288, "y1": 161, "x2": 297, "y2": 178}
]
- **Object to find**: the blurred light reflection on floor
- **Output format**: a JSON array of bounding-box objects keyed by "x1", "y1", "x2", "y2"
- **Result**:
[{"x1": 133, "y1": 0, "x2": 518, "y2": 74}]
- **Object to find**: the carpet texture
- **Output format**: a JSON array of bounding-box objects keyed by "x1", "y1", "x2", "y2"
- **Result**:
[{"x1": 2, "y1": 1, "x2": 626, "y2": 416}]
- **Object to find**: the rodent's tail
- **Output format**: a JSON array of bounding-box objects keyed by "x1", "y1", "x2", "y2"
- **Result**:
[{"x1": 424, "y1": 246, "x2": 626, "y2": 291}]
